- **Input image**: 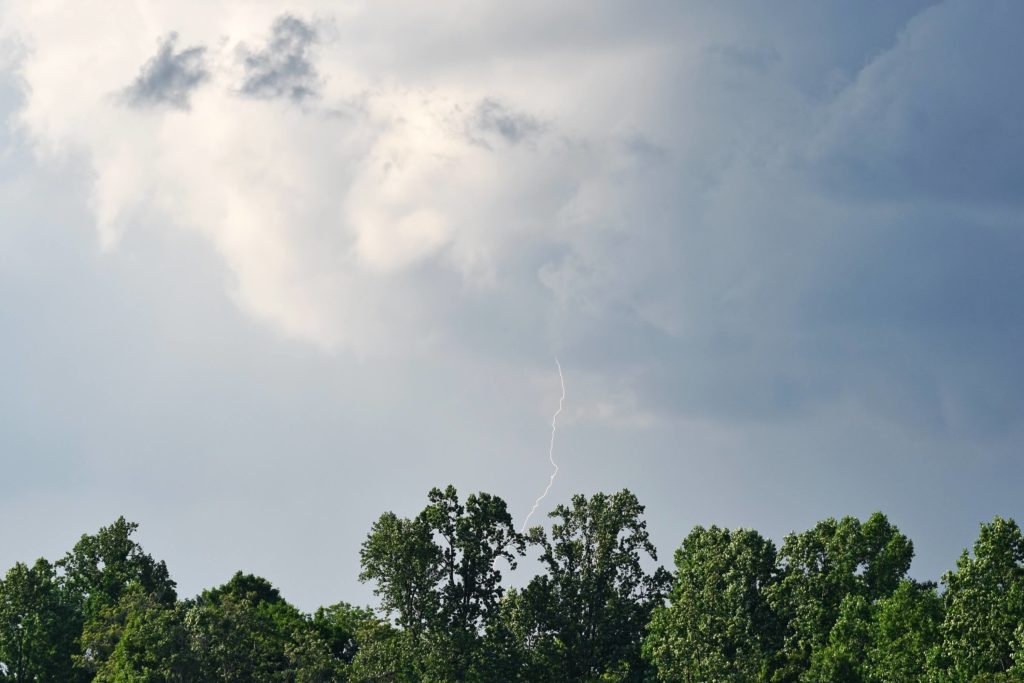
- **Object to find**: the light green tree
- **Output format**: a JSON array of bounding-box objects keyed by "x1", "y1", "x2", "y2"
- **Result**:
[
  {"x1": 865, "y1": 580, "x2": 943, "y2": 683},
  {"x1": 804, "y1": 593, "x2": 872, "y2": 683},
  {"x1": 78, "y1": 586, "x2": 197, "y2": 682},
  {"x1": 940, "y1": 517, "x2": 1024, "y2": 680},
  {"x1": 644, "y1": 525, "x2": 780, "y2": 682},
  {"x1": 766, "y1": 512, "x2": 913, "y2": 682}
]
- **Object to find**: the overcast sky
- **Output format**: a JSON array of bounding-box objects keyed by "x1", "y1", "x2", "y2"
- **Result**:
[{"x1": 1, "y1": 0, "x2": 1022, "y2": 611}]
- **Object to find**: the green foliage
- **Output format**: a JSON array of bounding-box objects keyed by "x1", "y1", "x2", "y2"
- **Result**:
[
  {"x1": 1, "y1": 496, "x2": 1022, "y2": 683},
  {"x1": 0, "y1": 559, "x2": 78, "y2": 682},
  {"x1": 644, "y1": 526, "x2": 779, "y2": 682},
  {"x1": 347, "y1": 617, "x2": 419, "y2": 683},
  {"x1": 185, "y1": 572, "x2": 312, "y2": 682},
  {"x1": 472, "y1": 588, "x2": 553, "y2": 682},
  {"x1": 804, "y1": 593, "x2": 872, "y2": 683},
  {"x1": 201, "y1": 572, "x2": 284, "y2": 607},
  {"x1": 940, "y1": 517, "x2": 1024, "y2": 680},
  {"x1": 359, "y1": 485, "x2": 525, "y2": 680},
  {"x1": 79, "y1": 587, "x2": 197, "y2": 682},
  {"x1": 285, "y1": 625, "x2": 349, "y2": 683},
  {"x1": 310, "y1": 602, "x2": 375, "y2": 664},
  {"x1": 59, "y1": 517, "x2": 176, "y2": 622},
  {"x1": 865, "y1": 580, "x2": 943, "y2": 683},
  {"x1": 766, "y1": 512, "x2": 913, "y2": 682},
  {"x1": 521, "y1": 489, "x2": 671, "y2": 683},
  {"x1": 359, "y1": 511, "x2": 441, "y2": 639}
]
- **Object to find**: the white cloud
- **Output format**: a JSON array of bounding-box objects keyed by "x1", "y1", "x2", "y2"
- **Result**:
[{"x1": 2, "y1": 1, "x2": 664, "y2": 352}]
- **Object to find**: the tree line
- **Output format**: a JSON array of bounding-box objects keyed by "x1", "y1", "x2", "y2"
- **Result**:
[{"x1": 1, "y1": 486, "x2": 1023, "y2": 682}]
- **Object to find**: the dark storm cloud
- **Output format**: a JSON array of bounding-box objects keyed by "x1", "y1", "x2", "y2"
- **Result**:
[
  {"x1": 122, "y1": 33, "x2": 208, "y2": 110},
  {"x1": 528, "y1": 0, "x2": 1024, "y2": 439},
  {"x1": 808, "y1": 0, "x2": 1024, "y2": 205},
  {"x1": 239, "y1": 15, "x2": 320, "y2": 102}
]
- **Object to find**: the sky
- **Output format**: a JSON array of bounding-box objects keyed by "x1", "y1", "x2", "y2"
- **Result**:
[{"x1": 1, "y1": 0, "x2": 1022, "y2": 611}]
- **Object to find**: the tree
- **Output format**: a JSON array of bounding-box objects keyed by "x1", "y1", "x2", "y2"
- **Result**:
[
  {"x1": 310, "y1": 602, "x2": 376, "y2": 666},
  {"x1": 305, "y1": 601, "x2": 416, "y2": 682},
  {"x1": 644, "y1": 526, "x2": 779, "y2": 682},
  {"x1": 185, "y1": 572, "x2": 312, "y2": 682},
  {"x1": 59, "y1": 517, "x2": 176, "y2": 621},
  {"x1": 347, "y1": 619, "x2": 420, "y2": 683},
  {"x1": 1009, "y1": 624, "x2": 1024, "y2": 679},
  {"x1": 804, "y1": 579, "x2": 942, "y2": 683},
  {"x1": 940, "y1": 516, "x2": 1024, "y2": 680},
  {"x1": 469, "y1": 588, "x2": 554, "y2": 682},
  {"x1": 78, "y1": 586, "x2": 197, "y2": 682},
  {"x1": 865, "y1": 580, "x2": 942, "y2": 683},
  {"x1": 360, "y1": 485, "x2": 525, "y2": 681},
  {"x1": 359, "y1": 511, "x2": 440, "y2": 642},
  {"x1": 0, "y1": 559, "x2": 78, "y2": 682},
  {"x1": 766, "y1": 512, "x2": 913, "y2": 682},
  {"x1": 5, "y1": 498, "x2": 1023, "y2": 683},
  {"x1": 285, "y1": 626, "x2": 349, "y2": 683},
  {"x1": 522, "y1": 490, "x2": 671, "y2": 682},
  {"x1": 804, "y1": 593, "x2": 872, "y2": 683}
]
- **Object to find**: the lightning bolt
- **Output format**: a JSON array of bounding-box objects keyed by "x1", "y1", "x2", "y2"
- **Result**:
[{"x1": 521, "y1": 358, "x2": 565, "y2": 533}]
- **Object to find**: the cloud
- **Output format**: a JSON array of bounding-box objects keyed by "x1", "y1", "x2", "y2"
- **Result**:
[
  {"x1": 1, "y1": 0, "x2": 1022, "y2": 436},
  {"x1": 239, "y1": 15, "x2": 320, "y2": 102},
  {"x1": 808, "y1": 0, "x2": 1024, "y2": 204},
  {"x1": 121, "y1": 32, "x2": 208, "y2": 110},
  {"x1": 466, "y1": 98, "x2": 544, "y2": 147}
]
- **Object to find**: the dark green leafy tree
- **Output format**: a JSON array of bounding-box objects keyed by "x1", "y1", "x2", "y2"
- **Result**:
[
  {"x1": 307, "y1": 601, "x2": 416, "y2": 682},
  {"x1": 422, "y1": 487, "x2": 523, "y2": 641},
  {"x1": 0, "y1": 559, "x2": 78, "y2": 682},
  {"x1": 78, "y1": 586, "x2": 197, "y2": 682},
  {"x1": 348, "y1": 622, "x2": 420, "y2": 683},
  {"x1": 59, "y1": 517, "x2": 176, "y2": 621},
  {"x1": 285, "y1": 625, "x2": 349, "y2": 683},
  {"x1": 472, "y1": 588, "x2": 552, "y2": 682},
  {"x1": 766, "y1": 512, "x2": 913, "y2": 682},
  {"x1": 202, "y1": 571, "x2": 285, "y2": 607},
  {"x1": 359, "y1": 511, "x2": 440, "y2": 642},
  {"x1": 55, "y1": 517, "x2": 177, "y2": 681},
  {"x1": 940, "y1": 517, "x2": 1024, "y2": 680},
  {"x1": 297, "y1": 601, "x2": 415, "y2": 682},
  {"x1": 360, "y1": 485, "x2": 525, "y2": 681},
  {"x1": 522, "y1": 490, "x2": 671, "y2": 683},
  {"x1": 644, "y1": 526, "x2": 780, "y2": 682},
  {"x1": 184, "y1": 572, "x2": 315, "y2": 682},
  {"x1": 310, "y1": 602, "x2": 376, "y2": 667}
]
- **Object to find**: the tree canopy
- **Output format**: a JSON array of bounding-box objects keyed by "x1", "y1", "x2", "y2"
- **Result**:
[{"x1": 1, "y1": 488, "x2": 1021, "y2": 682}]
